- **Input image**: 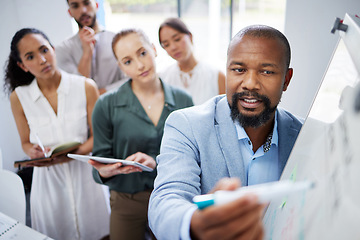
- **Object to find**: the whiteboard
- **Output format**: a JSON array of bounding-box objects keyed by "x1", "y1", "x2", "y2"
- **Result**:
[{"x1": 263, "y1": 14, "x2": 360, "y2": 240}]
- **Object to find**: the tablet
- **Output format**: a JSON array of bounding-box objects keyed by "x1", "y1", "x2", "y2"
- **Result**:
[{"x1": 67, "y1": 154, "x2": 153, "y2": 172}]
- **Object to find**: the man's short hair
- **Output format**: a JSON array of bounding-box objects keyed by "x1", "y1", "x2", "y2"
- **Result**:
[{"x1": 228, "y1": 25, "x2": 291, "y2": 69}]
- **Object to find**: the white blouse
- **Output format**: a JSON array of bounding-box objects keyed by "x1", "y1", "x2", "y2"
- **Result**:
[
  {"x1": 15, "y1": 71, "x2": 109, "y2": 240},
  {"x1": 160, "y1": 62, "x2": 220, "y2": 105}
]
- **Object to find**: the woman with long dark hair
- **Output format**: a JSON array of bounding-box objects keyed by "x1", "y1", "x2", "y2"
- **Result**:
[{"x1": 4, "y1": 28, "x2": 109, "y2": 240}]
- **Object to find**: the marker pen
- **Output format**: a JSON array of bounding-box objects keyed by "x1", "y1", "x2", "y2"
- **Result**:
[{"x1": 193, "y1": 180, "x2": 314, "y2": 209}]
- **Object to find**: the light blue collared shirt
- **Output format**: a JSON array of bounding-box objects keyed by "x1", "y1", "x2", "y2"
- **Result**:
[
  {"x1": 180, "y1": 111, "x2": 280, "y2": 239},
  {"x1": 234, "y1": 111, "x2": 280, "y2": 186}
]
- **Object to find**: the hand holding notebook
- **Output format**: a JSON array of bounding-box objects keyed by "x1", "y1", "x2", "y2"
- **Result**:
[
  {"x1": 67, "y1": 154, "x2": 154, "y2": 172},
  {"x1": 14, "y1": 141, "x2": 81, "y2": 168}
]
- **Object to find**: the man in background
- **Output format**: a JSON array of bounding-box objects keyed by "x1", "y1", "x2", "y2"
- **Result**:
[{"x1": 57, "y1": 0, "x2": 125, "y2": 94}]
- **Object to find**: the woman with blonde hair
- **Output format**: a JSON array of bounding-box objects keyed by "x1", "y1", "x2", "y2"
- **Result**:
[{"x1": 90, "y1": 28, "x2": 193, "y2": 239}]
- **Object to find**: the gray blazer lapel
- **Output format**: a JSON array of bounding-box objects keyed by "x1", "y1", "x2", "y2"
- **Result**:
[
  {"x1": 277, "y1": 108, "x2": 302, "y2": 174},
  {"x1": 214, "y1": 97, "x2": 248, "y2": 186}
]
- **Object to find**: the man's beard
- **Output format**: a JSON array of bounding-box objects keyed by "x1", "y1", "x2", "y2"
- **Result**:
[
  {"x1": 229, "y1": 91, "x2": 277, "y2": 128},
  {"x1": 75, "y1": 13, "x2": 97, "y2": 29}
]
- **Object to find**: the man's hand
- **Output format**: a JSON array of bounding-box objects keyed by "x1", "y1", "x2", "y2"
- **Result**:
[
  {"x1": 79, "y1": 26, "x2": 96, "y2": 54},
  {"x1": 190, "y1": 178, "x2": 265, "y2": 240},
  {"x1": 78, "y1": 26, "x2": 96, "y2": 78}
]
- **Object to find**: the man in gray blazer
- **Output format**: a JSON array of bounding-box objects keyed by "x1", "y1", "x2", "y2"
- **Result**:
[{"x1": 149, "y1": 25, "x2": 303, "y2": 240}]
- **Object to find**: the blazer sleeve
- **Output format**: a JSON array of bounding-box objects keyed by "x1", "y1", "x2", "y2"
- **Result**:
[{"x1": 148, "y1": 110, "x2": 202, "y2": 240}]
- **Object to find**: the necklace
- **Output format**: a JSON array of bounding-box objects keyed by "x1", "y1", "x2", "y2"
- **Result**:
[
  {"x1": 263, "y1": 132, "x2": 273, "y2": 153},
  {"x1": 179, "y1": 70, "x2": 193, "y2": 88}
]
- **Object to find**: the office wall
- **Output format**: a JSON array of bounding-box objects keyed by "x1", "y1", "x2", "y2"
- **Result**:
[
  {"x1": 0, "y1": 1, "x2": 73, "y2": 171},
  {"x1": 0, "y1": 0, "x2": 358, "y2": 171},
  {"x1": 280, "y1": 0, "x2": 360, "y2": 118}
]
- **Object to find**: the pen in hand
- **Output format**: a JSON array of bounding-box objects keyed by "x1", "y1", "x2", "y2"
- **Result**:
[
  {"x1": 34, "y1": 133, "x2": 49, "y2": 158},
  {"x1": 193, "y1": 180, "x2": 315, "y2": 209}
]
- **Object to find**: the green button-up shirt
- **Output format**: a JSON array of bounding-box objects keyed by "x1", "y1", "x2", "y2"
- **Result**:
[{"x1": 92, "y1": 79, "x2": 193, "y2": 193}]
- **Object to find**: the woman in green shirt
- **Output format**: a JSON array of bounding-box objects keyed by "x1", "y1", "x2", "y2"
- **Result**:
[{"x1": 90, "y1": 29, "x2": 193, "y2": 240}]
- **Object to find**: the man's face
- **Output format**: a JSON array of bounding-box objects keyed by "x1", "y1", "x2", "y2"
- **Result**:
[
  {"x1": 68, "y1": 0, "x2": 98, "y2": 29},
  {"x1": 226, "y1": 35, "x2": 292, "y2": 128}
]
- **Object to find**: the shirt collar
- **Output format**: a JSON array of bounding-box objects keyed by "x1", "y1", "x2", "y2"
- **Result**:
[
  {"x1": 272, "y1": 112, "x2": 279, "y2": 146},
  {"x1": 28, "y1": 79, "x2": 42, "y2": 102},
  {"x1": 162, "y1": 78, "x2": 176, "y2": 107},
  {"x1": 113, "y1": 78, "x2": 176, "y2": 108},
  {"x1": 29, "y1": 70, "x2": 69, "y2": 102},
  {"x1": 58, "y1": 70, "x2": 70, "y2": 95},
  {"x1": 234, "y1": 110, "x2": 279, "y2": 147}
]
